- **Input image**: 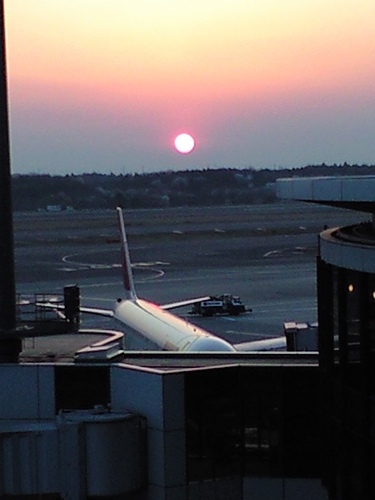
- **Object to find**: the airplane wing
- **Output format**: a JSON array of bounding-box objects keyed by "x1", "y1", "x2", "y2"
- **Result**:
[
  {"x1": 36, "y1": 302, "x2": 114, "y2": 318},
  {"x1": 234, "y1": 336, "x2": 287, "y2": 351},
  {"x1": 38, "y1": 295, "x2": 209, "y2": 314},
  {"x1": 160, "y1": 296, "x2": 211, "y2": 311},
  {"x1": 79, "y1": 306, "x2": 114, "y2": 317}
]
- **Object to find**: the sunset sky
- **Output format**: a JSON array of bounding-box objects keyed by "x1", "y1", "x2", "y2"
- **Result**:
[{"x1": 5, "y1": 1, "x2": 375, "y2": 174}]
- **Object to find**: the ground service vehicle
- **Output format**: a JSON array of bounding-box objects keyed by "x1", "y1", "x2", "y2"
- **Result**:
[{"x1": 190, "y1": 294, "x2": 247, "y2": 316}]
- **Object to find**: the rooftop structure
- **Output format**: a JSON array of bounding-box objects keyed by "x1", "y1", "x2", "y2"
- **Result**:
[
  {"x1": 277, "y1": 175, "x2": 375, "y2": 213},
  {"x1": 0, "y1": 350, "x2": 322, "y2": 499}
]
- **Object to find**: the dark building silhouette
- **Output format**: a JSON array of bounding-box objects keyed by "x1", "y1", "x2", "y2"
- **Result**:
[{"x1": 278, "y1": 175, "x2": 375, "y2": 500}]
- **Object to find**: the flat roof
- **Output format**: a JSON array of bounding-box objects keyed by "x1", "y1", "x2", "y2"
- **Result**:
[
  {"x1": 276, "y1": 175, "x2": 375, "y2": 213},
  {"x1": 19, "y1": 334, "x2": 319, "y2": 371},
  {"x1": 116, "y1": 351, "x2": 318, "y2": 374}
]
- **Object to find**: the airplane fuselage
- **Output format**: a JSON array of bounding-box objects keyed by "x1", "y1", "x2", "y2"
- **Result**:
[{"x1": 113, "y1": 298, "x2": 236, "y2": 352}]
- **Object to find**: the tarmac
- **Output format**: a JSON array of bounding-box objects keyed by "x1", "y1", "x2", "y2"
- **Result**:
[{"x1": 13, "y1": 202, "x2": 366, "y2": 359}]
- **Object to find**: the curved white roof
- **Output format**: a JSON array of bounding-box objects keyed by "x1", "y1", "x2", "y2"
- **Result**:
[
  {"x1": 276, "y1": 175, "x2": 375, "y2": 212},
  {"x1": 320, "y1": 227, "x2": 375, "y2": 273}
]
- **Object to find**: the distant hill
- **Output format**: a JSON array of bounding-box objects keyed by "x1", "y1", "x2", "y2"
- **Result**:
[{"x1": 12, "y1": 164, "x2": 375, "y2": 211}]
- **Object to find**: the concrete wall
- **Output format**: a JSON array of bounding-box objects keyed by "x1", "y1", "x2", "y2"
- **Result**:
[
  {"x1": 111, "y1": 365, "x2": 186, "y2": 500},
  {"x1": 0, "y1": 365, "x2": 55, "y2": 420}
]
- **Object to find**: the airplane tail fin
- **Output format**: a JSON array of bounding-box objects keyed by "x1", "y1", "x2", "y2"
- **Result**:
[{"x1": 116, "y1": 207, "x2": 137, "y2": 300}]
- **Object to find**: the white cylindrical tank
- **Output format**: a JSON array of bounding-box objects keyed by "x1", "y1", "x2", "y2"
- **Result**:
[{"x1": 0, "y1": 422, "x2": 59, "y2": 496}]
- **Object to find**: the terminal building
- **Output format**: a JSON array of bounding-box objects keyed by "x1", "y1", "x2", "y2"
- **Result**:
[
  {"x1": 0, "y1": 175, "x2": 373, "y2": 500},
  {"x1": 278, "y1": 175, "x2": 375, "y2": 500}
]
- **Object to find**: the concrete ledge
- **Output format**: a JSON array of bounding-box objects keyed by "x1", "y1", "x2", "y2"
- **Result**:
[{"x1": 320, "y1": 228, "x2": 375, "y2": 273}]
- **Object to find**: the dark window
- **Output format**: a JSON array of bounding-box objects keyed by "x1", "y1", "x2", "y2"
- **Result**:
[
  {"x1": 367, "y1": 274, "x2": 375, "y2": 357},
  {"x1": 241, "y1": 368, "x2": 282, "y2": 476},
  {"x1": 242, "y1": 366, "x2": 320, "y2": 478},
  {"x1": 345, "y1": 270, "x2": 361, "y2": 362},
  {"x1": 185, "y1": 367, "x2": 241, "y2": 481},
  {"x1": 185, "y1": 365, "x2": 321, "y2": 482},
  {"x1": 55, "y1": 365, "x2": 110, "y2": 413}
]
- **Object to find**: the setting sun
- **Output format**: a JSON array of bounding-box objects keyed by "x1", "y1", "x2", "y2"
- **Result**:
[
  {"x1": 174, "y1": 133, "x2": 195, "y2": 154},
  {"x1": 4, "y1": 1, "x2": 375, "y2": 173}
]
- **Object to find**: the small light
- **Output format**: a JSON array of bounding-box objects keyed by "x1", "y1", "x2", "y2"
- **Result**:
[
  {"x1": 372, "y1": 291, "x2": 375, "y2": 300},
  {"x1": 348, "y1": 284, "x2": 354, "y2": 293}
]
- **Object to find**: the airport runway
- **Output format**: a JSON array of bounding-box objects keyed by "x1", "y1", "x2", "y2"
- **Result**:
[{"x1": 14, "y1": 202, "x2": 366, "y2": 345}]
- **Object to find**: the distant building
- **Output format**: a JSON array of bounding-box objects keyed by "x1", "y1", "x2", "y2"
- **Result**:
[{"x1": 45, "y1": 205, "x2": 74, "y2": 212}]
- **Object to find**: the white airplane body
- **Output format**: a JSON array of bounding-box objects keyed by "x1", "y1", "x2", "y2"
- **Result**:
[
  {"x1": 114, "y1": 299, "x2": 237, "y2": 351},
  {"x1": 40, "y1": 208, "x2": 287, "y2": 352},
  {"x1": 77, "y1": 208, "x2": 236, "y2": 352}
]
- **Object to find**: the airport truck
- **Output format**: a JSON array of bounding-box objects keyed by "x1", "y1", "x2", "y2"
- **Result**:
[{"x1": 190, "y1": 294, "x2": 247, "y2": 316}]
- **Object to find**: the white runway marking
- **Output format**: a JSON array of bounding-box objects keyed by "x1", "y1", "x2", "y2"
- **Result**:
[
  {"x1": 61, "y1": 251, "x2": 166, "y2": 280},
  {"x1": 263, "y1": 250, "x2": 282, "y2": 258}
]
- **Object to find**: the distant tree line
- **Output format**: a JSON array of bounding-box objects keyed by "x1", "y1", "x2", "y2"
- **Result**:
[{"x1": 11, "y1": 164, "x2": 375, "y2": 211}]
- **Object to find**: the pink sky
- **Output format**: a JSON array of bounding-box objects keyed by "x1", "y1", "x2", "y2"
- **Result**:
[{"x1": 5, "y1": 1, "x2": 375, "y2": 174}]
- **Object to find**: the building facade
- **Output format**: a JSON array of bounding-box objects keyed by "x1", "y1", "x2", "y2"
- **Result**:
[
  {"x1": 278, "y1": 175, "x2": 375, "y2": 499},
  {"x1": 0, "y1": 352, "x2": 324, "y2": 500}
]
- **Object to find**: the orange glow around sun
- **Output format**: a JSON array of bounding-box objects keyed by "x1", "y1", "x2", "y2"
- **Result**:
[{"x1": 6, "y1": 1, "x2": 375, "y2": 104}]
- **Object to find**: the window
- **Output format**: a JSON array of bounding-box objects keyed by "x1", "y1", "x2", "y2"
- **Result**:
[{"x1": 54, "y1": 366, "x2": 110, "y2": 413}]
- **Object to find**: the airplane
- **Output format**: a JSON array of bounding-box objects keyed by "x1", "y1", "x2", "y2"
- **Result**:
[
  {"x1": 39, "y1": 208, "x2": 287, "y2": 352},
  {"x1": 234, "y1": 336, "x2": 286, "y2": 351}
]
